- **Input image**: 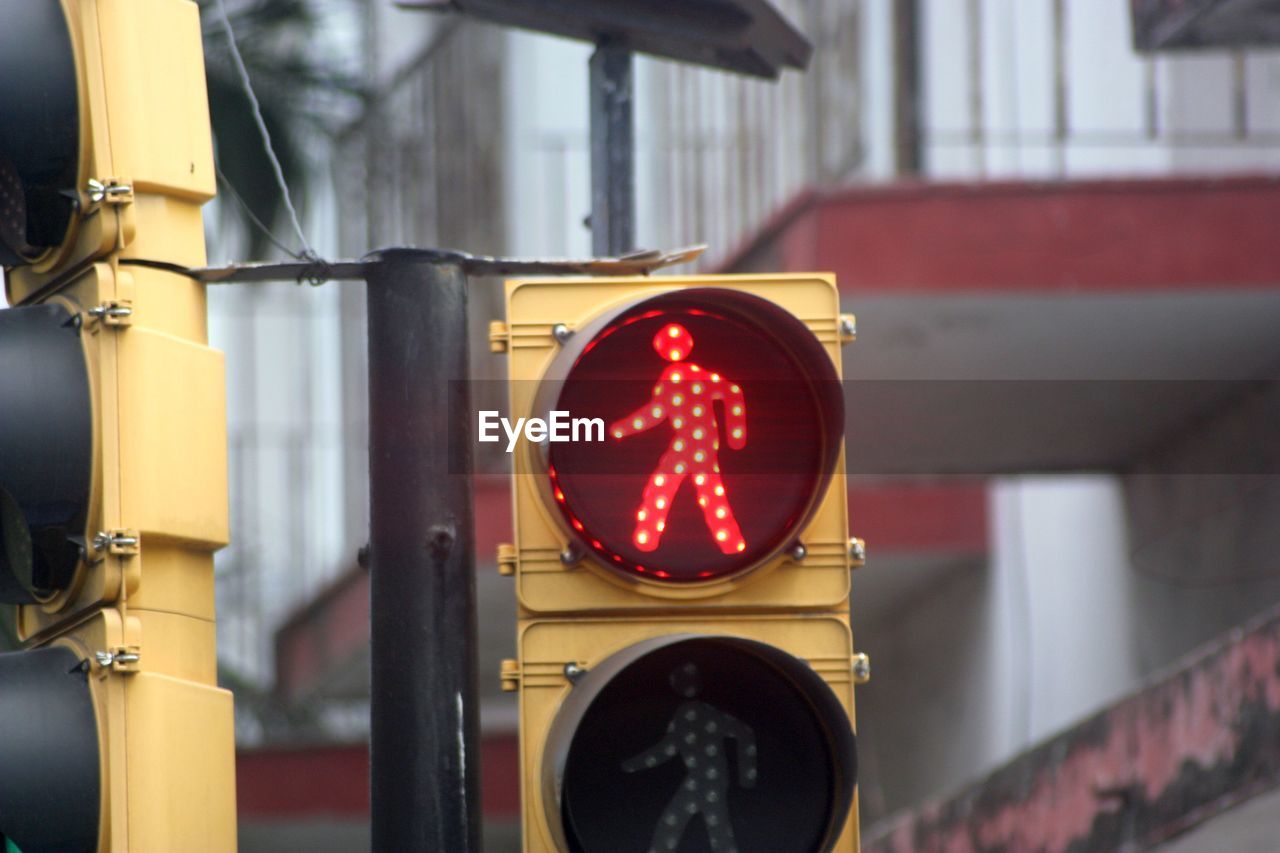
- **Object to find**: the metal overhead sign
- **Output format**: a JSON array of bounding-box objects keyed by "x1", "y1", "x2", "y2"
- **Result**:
[{"x1": 398, "y1": 0, "x2": 812, "y2": 78}]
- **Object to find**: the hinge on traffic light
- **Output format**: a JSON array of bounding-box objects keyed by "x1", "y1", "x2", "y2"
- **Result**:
[
  {"x1": 852, "y1": 652, "x2": 871, "y2": 685},
  {"x1": 838, "y1": 313, "x2": 857, "y2": 344},
  {"x1": 849, "y1": 537, "x2": 866, "y2": 569},
  {"x1": 93, "y1": 529, "x2": 141, "y2": 557},
  {"x1": 488, "y1": 320, "x2": 509, "y2": 353},
  {"x1": 500, "y1": 658, "x2": 520, "y2": 692},
  {"x1": 496, "y1": 542, "x2": 517, "y2": 575},
  {"x1": 86, "y1": 178, "x2": 134, "y2": 207},
  {"x1": 87, "y1": 300, "x2": 134, "y2": 327},
  {"x1": 94, "y1": 646, "x2": 142, "y2": 674}
]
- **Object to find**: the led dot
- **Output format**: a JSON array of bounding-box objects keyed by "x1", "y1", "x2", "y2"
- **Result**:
[
  {"x1": 656, "y1": 498, "x2": 666, "y2": 509},
  {"x1": 732, "y1": 405, "x2": 743, "y2": 416},
  {"x1": 612, "y1": 429, "x2": 623, "y2": 438},
  {"x1": 671, "y1": 373, "x2": 682, "y2": 383},
  {"x1": 693, "y1": 428, "x2": 704, "y2": 440},
  {"x1": 657, "y1": 521, "x2": 665, "y2": 532},
  {"x1": 636, "y1": 531, "x2": 649, "y2": 544},
  {"x1": 715, "y1": 507, "x2": 726, "y2": 519},
  {"x1": 711, "y1": 373, "x2": 721, "y2": 383},
  {"x1": 695, "y1": 474, "x2": 706, "y2": 485},
  {"x1": 731, "y1": 385, "x2": 740, "y2": 393},
  {"x1": 694, "y1": 451, "x2": 705, "y2": 462},
  {"x1": 737, "y1": 542, "x2": 746, "y2": 552},
  {"x1": 715, "y1": 485, "x2": 725, "y2": 496},
  {"x1": 651, "y1": 406, "x2": 663, "y2": 418},
  {"x1": 692, "y1": 383, "x2": 703, "y2": 394},
  {"x1": 672, "y1": 395, "x2": 684, "y2": 406},
  {"x1": 668, "y1": 327, "x2": 680, "y2": 338},
  {"x1": 669, "y1": 349, "x2": 681, "y2": 360},
  {"x1": 654, "y1": 475, "x2": 665, "y2": 486},
  {"x1": 713, "y1": 464, "x2": 720, "y2": 473},
  {"x1": 674, "y1": 440, "x2": 685, "y2": 451},
  {"x1": 637, "y1": 509, "x2": 647, "y2": 521},
  {"x1": 654, "y1": 384, "x2": 663, "y2": 394},
  {"x1": 692, "y1": 406, "x2": 704, "y2": 416},
  {"x1": 555, "y1": 489, "x2": 565, "y2": 502},
  {"x1": 716, "y1": 530, "x2": 728, "y2": 542},
  {"x1": 674, "y1": 463, "x2": 686, "y2": 474},
  {"x1": 699, "y1": 497, "x2": 708, "y2": 507},
  {"x1": 572, "y1": 519, "x2": 584, "y2": 531},
  {"x1": 673, "y1": 418, "x2": 684, "y2": 428},
  {"x1": 633, "y1": 418, "x2": 643, "y2": 429},
  {"x1": 713, "y1": 441, "x2": 720, "y2": 450},
  {"x1": 732, "y1": 428, "x2": 743, "y2": 439}
]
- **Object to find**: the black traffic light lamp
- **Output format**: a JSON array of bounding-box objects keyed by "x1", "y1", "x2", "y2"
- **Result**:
[
  {"x1": 0, "y1": 646, "x2": 100, "y2": 853},
  {"x1": 0, "y1": 1, "x2": 80, "y2": 268},
  {"x1": 0, "y1": 304, "x2": 93, "y2": 605}
]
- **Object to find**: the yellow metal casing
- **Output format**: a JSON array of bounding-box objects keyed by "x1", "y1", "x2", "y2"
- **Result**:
[
  {"x1": 513, "y1": 615, "x2": 860, "y2": 852},
  {"x1": 6, "y1": 0, "x2": 215, "y2": 305},
  {"x1": 503, "y1": 274, "x2": 851, "y2": 613},
  {"x1": 499, "y1": 274, "x2": 859, "y2": 853},
  {"x1": 7, "y1": 1, "x2": 236, "y2": 848}
]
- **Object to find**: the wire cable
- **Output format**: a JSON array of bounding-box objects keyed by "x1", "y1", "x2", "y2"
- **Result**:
[
  {"x1": 214, "y1": 163, "x2": 300, "y2": 260},
  {"x1": 212, "y1": 0, "x2": 315, "y2": 260}
]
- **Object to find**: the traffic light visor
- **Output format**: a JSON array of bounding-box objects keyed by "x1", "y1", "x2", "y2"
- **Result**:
[{"x1": 533, "y1": 289, "x2": 844, "y2": 586}]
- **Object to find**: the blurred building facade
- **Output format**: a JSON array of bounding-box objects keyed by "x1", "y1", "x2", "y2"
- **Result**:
[{"x1": 220, "y1": 1, "x2": 1280, "y2": 849}]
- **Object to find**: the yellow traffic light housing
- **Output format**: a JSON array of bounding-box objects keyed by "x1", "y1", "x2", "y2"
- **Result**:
[
  {"x1": 3, "y1": 0, "x2": 215, "y2": 303},
  {"x1": 497, "y1": 274, "x2": 861, "y2": 852},
  {"x1": 0, "y1": 1, "x2": 236, "y2": 849}
]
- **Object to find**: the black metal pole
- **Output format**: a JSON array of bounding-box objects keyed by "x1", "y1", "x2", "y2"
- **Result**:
[
  {"x1": 589, "y1": 40, "x2": 635, "y2": 256},
  {"x1": 365, "y1": 251, "x2": 480, "y2": 852}
]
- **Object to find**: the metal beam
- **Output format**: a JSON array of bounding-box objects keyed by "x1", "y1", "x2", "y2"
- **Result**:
[
  {"x1": 365, "y1": 251, "x2": 481, "y2": 852},
  {"x1": 589, "y1": 42, "x2": 635, "y2": 256}
]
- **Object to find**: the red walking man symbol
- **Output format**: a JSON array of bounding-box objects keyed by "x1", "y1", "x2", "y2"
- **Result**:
[{"x1": 610, "y1": 322, "x2": 747, "y2": 555}]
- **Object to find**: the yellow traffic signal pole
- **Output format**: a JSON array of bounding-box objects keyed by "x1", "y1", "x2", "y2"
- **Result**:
[{"x1": 2, "y1": 1, "x2": 235, "y2": 848}]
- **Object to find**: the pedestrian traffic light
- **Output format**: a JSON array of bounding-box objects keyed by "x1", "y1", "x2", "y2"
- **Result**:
[
  {"x1": 494, "y1": 274, "x2": 862, "y2": 852},
  {"x1": 0, "y1": 1, "x2": 237, "y2": 849}
]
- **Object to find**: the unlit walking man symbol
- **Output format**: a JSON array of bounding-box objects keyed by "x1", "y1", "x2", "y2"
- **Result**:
[{"x1": 622, "y1": 662, "x2": 758, "y2": 852}]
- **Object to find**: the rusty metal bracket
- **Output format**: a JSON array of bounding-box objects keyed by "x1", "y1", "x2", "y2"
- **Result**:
[{"x1": 182, "y1": 244, "x2": 707, "y2": 286}]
